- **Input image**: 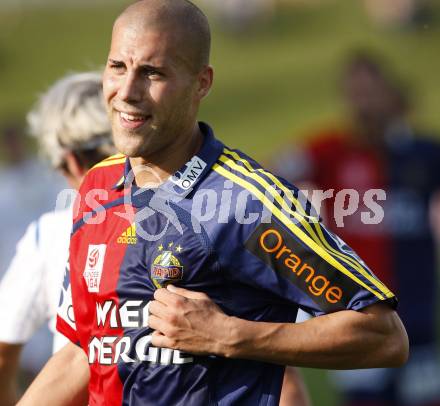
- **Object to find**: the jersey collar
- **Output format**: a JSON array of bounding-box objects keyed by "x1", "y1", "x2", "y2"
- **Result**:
[{"x1": 113, "y1": 122, "x2": 223, "y2": 199}]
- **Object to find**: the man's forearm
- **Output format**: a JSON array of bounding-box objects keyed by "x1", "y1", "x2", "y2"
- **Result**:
[
  {"x1": 149, "y1": 287, "x2": 408, "y2": 370},
  {"x1": 18, "y1": 342, "x2": 89, "y2": 406},
  {"x1": 0, "y1": 343, "x2": 22, "y2": 406},
  {"x1": 223, "y1": 303, "x2": 408, "y2": 369}
]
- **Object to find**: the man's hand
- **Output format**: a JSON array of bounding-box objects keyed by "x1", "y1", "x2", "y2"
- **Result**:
[
  {"x1": 149, "y1": 286, "x2": 409, "y2": 369},
  {"x1": 149, "y1": 285, "x2": 232, "y2": 356}
]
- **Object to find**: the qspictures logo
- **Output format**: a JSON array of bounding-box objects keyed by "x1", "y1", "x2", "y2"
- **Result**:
[{"x1": 245, "y1": 222, "x2": 361, "y2": 312}]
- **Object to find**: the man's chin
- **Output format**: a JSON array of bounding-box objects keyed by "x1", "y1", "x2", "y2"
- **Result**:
[
  {"x1": 113, "y1": 138, "x2": 144, "y2": 158},
  {"x1": 116, "y1": 146, "x2": 146, "y2": 158}
]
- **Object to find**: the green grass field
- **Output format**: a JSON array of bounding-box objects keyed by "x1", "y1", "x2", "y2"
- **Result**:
[
  {"x1": 1, "y1": 1, "x2": 439, "y2": 404},
  {"x1": 1, "y1": 0, "x2": 440, "y2": 161}
]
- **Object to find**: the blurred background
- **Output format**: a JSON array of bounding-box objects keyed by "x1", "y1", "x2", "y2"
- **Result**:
[{"x1": 0, "y1": 0, "x2": 439, "y2": 405}]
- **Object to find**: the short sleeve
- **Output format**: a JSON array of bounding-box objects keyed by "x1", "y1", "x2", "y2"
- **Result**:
[
  {"x1": 213, "y1": 147, "x2": 396, "y2": 317},
  {"x1": 242, "y1": 216, "x2": 396, "y2": 316},
  {"x1": 56, "y1": 261, "x2": 79, "y2": 344},
  {"x1": 0, "y1": 221, "x2": 47, "y2": 343}
]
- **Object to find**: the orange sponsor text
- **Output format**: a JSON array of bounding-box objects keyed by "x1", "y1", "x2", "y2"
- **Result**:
[{"x1": 259, "y1": 229, "x2": 343, "y2": 304}]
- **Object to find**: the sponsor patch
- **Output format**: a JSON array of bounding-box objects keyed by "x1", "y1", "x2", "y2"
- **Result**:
[
  {"x1": 83, "y1": 244, "x2": 107, "y2": 293},
  {"x1": 170, "y1": 156, "x2": 207, "y2": 190},
  {"x1": 245, "y1": 222, "x2": 361, "y2": 312}
]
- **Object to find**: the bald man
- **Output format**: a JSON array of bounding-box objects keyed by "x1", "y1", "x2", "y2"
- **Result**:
[{"x1": 19, "y1": 1, "x2": 408, "y2": 405}]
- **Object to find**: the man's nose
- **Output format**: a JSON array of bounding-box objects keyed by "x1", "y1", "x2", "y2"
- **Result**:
[{"x1": 119, "y1": 72, "x2": 144, "y2": 103}]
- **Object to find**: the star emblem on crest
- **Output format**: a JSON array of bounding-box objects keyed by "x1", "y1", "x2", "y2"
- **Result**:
[
  {"x1": 151, "y1": 241, "x2": 184, "y2": 289},
  {"x1": 155, "y1": 242, "x2": 183, "y2": 254}
]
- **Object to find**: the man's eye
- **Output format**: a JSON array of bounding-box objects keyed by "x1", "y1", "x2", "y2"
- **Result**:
[
  {"x1": 110, "y1": 63, "x2": 125, "y2": 72},
  {"x1": 144, "y1": 69, "x2": 162, "y2": 78}
]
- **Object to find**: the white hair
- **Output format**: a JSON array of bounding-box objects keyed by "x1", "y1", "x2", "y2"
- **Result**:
[{"x1": 27, "y1": 71, "x2": 113, "y2": 168}]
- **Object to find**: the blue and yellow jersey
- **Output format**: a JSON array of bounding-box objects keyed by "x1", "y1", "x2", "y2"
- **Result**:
[{"x1": 57, "y1": 123, "x2": 395, "y2": 406}]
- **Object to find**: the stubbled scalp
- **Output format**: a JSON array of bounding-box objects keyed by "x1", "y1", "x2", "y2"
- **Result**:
[{"x1": 115, "y1": 0, "x2": 211, "y2": 73}]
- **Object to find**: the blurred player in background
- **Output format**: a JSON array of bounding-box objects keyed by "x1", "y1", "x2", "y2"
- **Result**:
[
  {"x1": 0, "y1": 124, "x2": 65, "y2": 278},
  {"x1": 272, "y1": 51, "x2": 440, "y2": 406},
  {"x1": 0, "y1": 71, "x2": 115, "y2": 406}
]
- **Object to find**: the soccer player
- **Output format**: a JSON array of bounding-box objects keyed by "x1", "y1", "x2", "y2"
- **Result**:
[
  {"x1": 0, "y1": 72, "x2": 114, "y2": 405},
  {"x1": 19, "y1": 2, "x2": 408, "y2": 405}
]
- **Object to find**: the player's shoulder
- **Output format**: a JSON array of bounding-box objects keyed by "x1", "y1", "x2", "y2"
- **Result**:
[
  {"x1": 73, "y1": 154, "x2": 126, "y2": 224},
  {"x1": 32, "y1": 208, "x2": 72, "y2": 252},
  {"x1": 38, "y1": 207, "x2": 71, "y2": 223},
  {"x1": 10, "y1": 210, "x2": 66, "y2": 253},
  {"x1": 89, "y1": 153, "x2": 126, "y2": 171},
  {"x1": 81, "y1": 153, "x2": 126, "y2": 193},
  {"x1": 37, "y1": 208, "x2": 72, "y2": 235},
  {"x1": 211, "y1": 145, "x2": 300, "y2": 201},
  {"x1": 202, "y1": 145, "x2": 316, "y2": 233}
]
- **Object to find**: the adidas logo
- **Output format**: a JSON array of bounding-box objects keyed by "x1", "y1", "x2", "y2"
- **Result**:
[{"x1": 117, "y1": 223, "x2": 137, "y2": 245}]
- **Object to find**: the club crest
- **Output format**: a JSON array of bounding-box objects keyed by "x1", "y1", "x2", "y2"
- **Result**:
[{"x1": 151, "y1": 242, "x2": 183, "y2": 288}]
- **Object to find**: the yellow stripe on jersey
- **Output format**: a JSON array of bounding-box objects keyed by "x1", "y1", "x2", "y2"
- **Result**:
[
  {"x1": 220, "y1": 152, "x2": 359, "y2": 279},
  {"x1": 219, "y1": 154, "x2": 321, "y2": 236},
  {"x1": 219, "y1": 154, "x2": 386, "y2": 295},
  {"x1": 222, "y1": 148, "x2": 393, "y2": 299},
  {"x1": 103, "y1": 153, "x2": 125, "y2": 162},
  {"x1": 310, "y1": 221, "x2": 391, "y2": 297},
  {"x1": 90, "y1": 157, "x2": 126, "y2": 171},
  {"x1": 223, "y1": 149, "x2": 358, "y2": 271},
  {"x1": 214, "y1": 162, "x2": 385, "y2": 300},
  {"x1": 224, "y1": 148, "x2": 313, "y2": 218}
]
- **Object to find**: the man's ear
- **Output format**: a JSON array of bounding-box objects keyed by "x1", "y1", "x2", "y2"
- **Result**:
[
  {"x1": 197, "y1": 65, "x2": 214, "y2": 99},
  {"x1": 64, "y1": 151, "x2": 87, "y2": 182}
]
